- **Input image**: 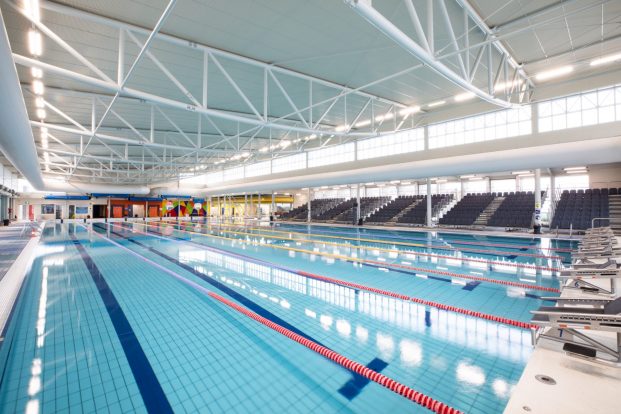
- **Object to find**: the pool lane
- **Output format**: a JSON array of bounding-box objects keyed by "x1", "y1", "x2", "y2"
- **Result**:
[
  {"x1": 101, "y1": 223, "x2": 533, "y2": 414},
  {"x1": 127, "y1": 222, "x2": 551, "y2": 325},
  {"x1": 2, "y1": 223, "x2": 415, "y2": 414},
  {"x1": 173, "y1": 221, "x2": 564, "y2": 273},
  {"x1": 148, "y1": 221, "x2": 561, "y2": 293},
  {"x1": 188, "y1": 219, "x2": 575, "y2": 254}
]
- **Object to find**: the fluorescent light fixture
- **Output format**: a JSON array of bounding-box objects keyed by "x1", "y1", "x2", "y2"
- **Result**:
[
  {"x1": 354, "y1": 119, "x2": 371, "y2": 128},
  {"x1": 332, "y1": 186, "x2": 339, "y2": 190},
  {"x1": 320, "y1": 186, "x2": 328, "y2": 189},
  {"x1": 436, "y1": 179, "x2": 448, "y2": 184},
  {"x1": 24, "y1": 0, "x2": 40, "y2": 22},
  {"x1": 36, "y1": 108, "x2": 46, "y2": 119},
  {"x1": 43, "y1": 151, "x2": 49, "y2": 162},
  {"x1": 334, "y1": 124, "x2": 349, "y2": 132},
  {"x1": 32, "y1": 80, "x2": 44, "y2": 95},
  {"x1": 259, "y1": 146, "x2": 268, "y2": 152},
  {"x1": 35, "y1": 97, "x2": 45, "y2": 108},
  {"x1": 511, "y1": 170, "x2": 531, "y2": 175},
  {"x1": 390, "y1": 180, "x2": 400, "y2": 184},
  {"x1": 279, "y1": 140, "x2": 291, "y2": 148},
  {"x1": 517, "y1": 173, "x2": 534, "y2": 177},
  {"x1": 454, "y1": 92, "x2": 475, "y2": 102},
  {"x1": 295, "y1": 193, "x2": 301, "y2": 196},
  {"x1": 427, "y1": 100, "x2": 446, "y2": 108},
  {"x1": 40, "y1": 127, "x2": 47, "y2": 136},
  {"x1": 566, "y1": 169, "x2": 587, "y2": 174},
  {"x1": 241, "y1": 152, "x2": 250, "y2": 157},
  {"x1": 563, "y1": 166, "x2": 586, "y2": 171},
  {"x1": 31, "y1": 67, "x2": 43, "y2": 78},
  {"x1": 309, "y1": 134, "x2": 317, "y2": 139},
  {"x1": 535, "y1": 65, "x2": 573, "y2": 82},
  {"x1": 365, "y1": 182, "x2": 375, "y2": 186},
  {"x1": 401, "y1": 181, "x2": 411, "y2": 185},
  {"x1": 28, "y1": 30, "x2": 42, "y2": 56},
  {"x1": 469, "y1": 177, "x2": 484, "y2": 181},
  {"x1": 460, "y1": 174, "x2": 475, "y2": 179},
  {"x1": 590, "y1": 52, "x2": 621, "y2": 67},
  {"x1": 399, "y1": 105, "x2": 421, "y2": 116}
]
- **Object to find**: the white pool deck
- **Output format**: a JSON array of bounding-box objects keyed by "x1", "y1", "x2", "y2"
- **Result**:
[{"x1": 505, "y1": 278, "x2": 621, "y2": 414}]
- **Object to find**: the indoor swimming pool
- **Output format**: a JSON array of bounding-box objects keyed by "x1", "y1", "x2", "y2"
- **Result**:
[{"x1": 0, "y1": 221, "x2": 577, "y2": 414}]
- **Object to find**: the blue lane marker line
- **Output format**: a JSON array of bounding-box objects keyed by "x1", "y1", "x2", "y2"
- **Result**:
[
  {"x1": 98, "y1": 224, "x2": 329, "y2": 348},
  {"x1": 70, "y1": 235, "x2": 173, "y2": 414},
  {"x1": 338, "y1": 358, "x2": 389, "y2": 400},
  {"x1": 462, "y1": 281, "x2": 481, "y2": 291}
]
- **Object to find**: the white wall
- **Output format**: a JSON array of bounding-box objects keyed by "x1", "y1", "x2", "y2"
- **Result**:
[
  {"x1": 16, "y1": 196, "x2": 108, "y2": 220},
  {"x1": 589, "y1": 163, "x2": 621, "y2": 188}
]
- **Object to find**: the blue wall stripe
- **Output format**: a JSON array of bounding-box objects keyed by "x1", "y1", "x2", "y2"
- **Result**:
[{"x1": 71, "y1": 235, "x2": 173, "y2": 414}]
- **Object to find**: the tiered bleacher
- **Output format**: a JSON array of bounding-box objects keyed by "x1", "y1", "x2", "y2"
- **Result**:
[
  {"x1": 366, "y1": 195, "x2": 423, "y2": 223},
  {"x1": 335, "y1": 196, "x2": 390, "y2": 223},
  {"x1": 279, "y1": 204, "x2": 307, "y2": 220},
  {"x1": 279, "y1": 198, "x2": 343, "y2": 220},
  {"x1": 551, "y1": 189, "x2": 612, "y2": 230},
  {"x1": 439, "y1": 193, "x2": 494, "y2": 226},
  {"x1": 397, "y1": 195, "x2": 452, "y2": 225},
  {"x1": 487, "y1": 191, "x2": 544, "y2": 228},
  {"x1": 314, "y1": 198, "x2": 355, "y2": 221}
]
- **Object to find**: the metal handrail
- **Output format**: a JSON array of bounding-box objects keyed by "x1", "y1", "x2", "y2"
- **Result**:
[{"x1": 591, "y1": 217, "x2": 621, "y2": 228}]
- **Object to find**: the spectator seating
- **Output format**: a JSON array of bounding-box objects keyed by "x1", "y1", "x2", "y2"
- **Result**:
[
  {"x1": 397, "y1": 194, "x2": 452, "y2": 225},
  {"x1": 486, "y1": 191, "x2": 544, "y2": 228},
  {"x1": 439, "y1": 193, "x2": 495, "y2": 226},
  {"x1": 280, "y1": 198, "x2": 343, "y2": 220},
  {"x1": 551, "y1": 189, "x2": 611, "y2": 230},
  {"x1": 335, "y1": 197, "x2": 391, "y2": 223},
  {"x1": 366, "y1": 195, "x2": 423, "y2": 223}
]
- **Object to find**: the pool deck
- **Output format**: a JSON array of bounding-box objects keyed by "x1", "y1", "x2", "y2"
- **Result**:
[
  {"x1": 504, "y1": 280, "x2": 621, "y2": 414},
  {"x1": 0, "y1": 222, "x2": 42, "y2": 340}
]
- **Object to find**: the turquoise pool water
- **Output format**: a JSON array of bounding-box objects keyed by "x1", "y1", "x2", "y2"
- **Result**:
[{"x1": 0, "y1": 221, "x2": 576, "y2": 413}]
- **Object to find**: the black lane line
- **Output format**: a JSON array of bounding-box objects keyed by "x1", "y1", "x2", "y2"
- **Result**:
[
  {"x1": 97, "y1": 223, "x2": 329, "y2": 348},
  {"x1": 71, "y1": 235, "x2": 173, "y2": 414}
]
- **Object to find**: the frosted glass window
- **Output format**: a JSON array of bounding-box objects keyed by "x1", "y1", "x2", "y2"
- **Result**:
[
  {"x1": 244, "y1": 160, "x2": 271, "y2": 178},
  {"x1": 357, "y1": 128, "x2": 425, "y2": 160},
  {"x1": 429, "y1": 106, "x2": 530, "y2": 149},
  {"x1": 538, "y1": 84, "x2": 621, "y2": 133},
  {"x1": 308, "y1": 143, "x2": 354, "y2": 168},
  {"x1": 272, "y1": 153, "x2": 306, "y2": 173},
  {"x1": 223, "y1": 166, "x2": 244, "y2": 182}
]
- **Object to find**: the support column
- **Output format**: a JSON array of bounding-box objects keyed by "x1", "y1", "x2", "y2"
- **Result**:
[
  {"x1": 244, "y1": 194, "x2": 248, "y2": 218},
  {"x1": 307, "y1": 188, "x2": 312, "y2": 223},
  {"x1": 270, "y1": 192, "x2": 275, "y2": 222},
  {"x1": 356, "y1": 184, "x2": 361, "y2": 225},
  {"x1": 106, "y1": 197, "x2": 110, "y2": 222},
  {"x1": 426, "y1": 178, "x2": 432, "y2": 227},
  {"x1": 176, "y1": 199, "x2": 180, "y2": 221},
  {"x1": 486, "y1": 177, "x2": 491, "y2": 193},
  {"x1": 460, "y1": 179, "x2": 465, "y2": 199},
  {"x1": 145, "y1": 201, "x2": 149, "y2": 219},
  {"x1": 534, "y1": 168, "x2": 542, "y2": 234}
]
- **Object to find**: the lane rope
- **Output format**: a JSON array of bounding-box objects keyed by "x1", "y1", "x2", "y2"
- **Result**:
[{"x1": 126, "y1": 223, "x2": 549, "y2": 328}]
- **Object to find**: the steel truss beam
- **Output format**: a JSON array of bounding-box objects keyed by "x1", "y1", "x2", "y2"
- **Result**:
[{"x1": 345, "y1": 0, "x2": 532, "y2": 107}]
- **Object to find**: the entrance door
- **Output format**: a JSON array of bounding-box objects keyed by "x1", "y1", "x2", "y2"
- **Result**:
[
  {"x1": 55, "y1": 205, "x2": 62, "y2": 220},
  {"x1": 112, "y1": 206, "x2": 123, "y2": 218},
  {"x1": 69, "y1": 205, "x2": 75, "y2": 219},
  {"x1": 148, "y1": 206, "x2": 159, "y2": 217},
  {"x1": 28, "y1": 205, "x2": 34, "y2": 221}
]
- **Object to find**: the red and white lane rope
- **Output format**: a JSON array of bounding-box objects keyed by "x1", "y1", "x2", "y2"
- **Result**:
[
  {"x1": 296, "y1": 270, "x2": 538, "y2": 330},
  {"x1": 209, "y1": 292, "x2": 463, "y2": 414}
]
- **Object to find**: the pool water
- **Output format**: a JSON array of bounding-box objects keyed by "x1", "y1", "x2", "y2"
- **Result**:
[{"x1": 0, "y1": 221, "x2": 576, "y2": 413}]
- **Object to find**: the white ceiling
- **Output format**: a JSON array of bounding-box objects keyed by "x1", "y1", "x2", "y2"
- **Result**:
[{"x1": 1, "y1": 0, "x2": 620, "y2": 185}]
